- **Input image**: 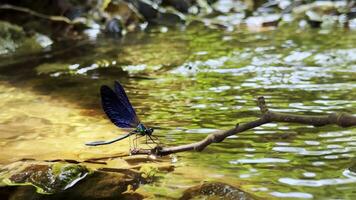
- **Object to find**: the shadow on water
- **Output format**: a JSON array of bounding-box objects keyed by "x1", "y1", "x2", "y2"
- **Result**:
[
  {"x1": 0, "y1": 40, "x2": 127, "y2": 110},
  {"x1": 0, "y1": 26, "x2": 195, "y2": 111}
]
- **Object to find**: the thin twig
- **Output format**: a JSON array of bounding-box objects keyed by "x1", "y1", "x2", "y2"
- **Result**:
[
  {"x1": 0, "y1": 4, "x2": 75, "y2": 24},
  {"x1": 132, "y1": 96, "x2": 356, "y2": 156}
]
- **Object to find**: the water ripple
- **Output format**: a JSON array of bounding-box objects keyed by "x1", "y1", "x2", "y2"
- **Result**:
[
  {"x1": 279, "y1": 176, "x2": 356, "y2": 187},
  {"x1": 270, "y1": 192, "x2": 313, "y2": 199},
  {"x1": 229, "y1": 158, "x2": 289, "y2": 164}
]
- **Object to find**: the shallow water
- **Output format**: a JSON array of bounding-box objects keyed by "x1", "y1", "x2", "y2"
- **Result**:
[{"x1": 0, "y1": 24, "x2": 355, "y2": 199}]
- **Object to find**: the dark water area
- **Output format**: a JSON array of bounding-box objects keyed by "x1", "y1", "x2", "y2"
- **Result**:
[{"x1": 0, "y1": 24, "x2": 355, "y2": 199}]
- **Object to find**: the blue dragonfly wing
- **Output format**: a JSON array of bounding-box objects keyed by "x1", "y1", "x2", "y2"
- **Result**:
[
  {"x1": 101, "y1": 85, "x2": 140, "y2": 128},
  {"x1": 114, "y1": 81, "x2": 138, "y2": 118}
]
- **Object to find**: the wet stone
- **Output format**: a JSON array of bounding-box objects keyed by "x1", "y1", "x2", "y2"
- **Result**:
[
  {"x1": 179, "y1": 182, "x2": 255, "y2": 200},
  {"x1": 105, "y1": 18, "x2": 124, "y2": 37},
  {"x1": 153, "y1": 12, "x2": 185, "y2": 26},
  {"x1": 2, "y1": 162, "x2": 89, "y2": 194},
  {"x1": 104, "y1": 1, "x2": 141, "y2": 31},
  {"x1": 162, "y1": 0, "x2": 191, "y2": 13},
  {"x1": 0, "y1": 161, "x2": 149, "y2": 199},
  {"x1": 63, "y1": 170, "x2": 145, "y2": 199},
  {"x1": 127, "y1": 0, "x2": 159, "y2": 21},
  {"x1": 0, "y1": 21, "x2": 26, "y2": 55},
  {"x1": 63, "y1": 6, "x2": 84, "y2": 20}
]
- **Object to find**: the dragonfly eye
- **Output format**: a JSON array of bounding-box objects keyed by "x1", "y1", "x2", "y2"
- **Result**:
[{"x1": 146, "y1": 128, "x2": 153, "y2": 135}]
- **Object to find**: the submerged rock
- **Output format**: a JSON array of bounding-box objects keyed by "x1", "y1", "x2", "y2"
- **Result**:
[
  {"x1": 0, "y1": 159, "x2": 173, "y2": 199},
  {"x1": 0, "y1": 161, "x2": 89, "y2": 194},
  {"x1": 61, "y1": 170, "x2": 145, "y2": 199},
  {"x1": 0, "y1": 171, "x2": 145, "y2": 199},
  {"x1": 179, "y1": 182, "x2": 255, "y2": 200}
]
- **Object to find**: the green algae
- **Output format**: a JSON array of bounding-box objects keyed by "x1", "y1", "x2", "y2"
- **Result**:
[{"x1": 0, "y1": 162, "x2": 89, "y2": 194}]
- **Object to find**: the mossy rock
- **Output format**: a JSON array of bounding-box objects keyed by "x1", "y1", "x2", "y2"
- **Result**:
[
  {"x1": 0, "y1": 21, "x2": 26, "y2": 55},
  {"x1": 0, "y1": 21, "x2": 52, "y2": 55},
  {"x1": 179, "y1": 182, "x2": 256, "y2": 200},
  {"x1": 0, "y1": 160, "x2": 160, "y2": 199},
  {"x1": 0, "y1": 161, "x2": 89, "y2": 194}
]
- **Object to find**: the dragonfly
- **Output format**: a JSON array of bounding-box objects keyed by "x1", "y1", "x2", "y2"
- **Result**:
[{"x1": 85, "y1": 81, "x2": 157, "y2": 148}]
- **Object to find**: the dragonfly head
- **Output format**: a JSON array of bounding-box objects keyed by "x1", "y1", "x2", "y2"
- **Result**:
[
  {"x1": 145, "y1": 127, "x2": 154, "y2": 135},
  {"x1": 137, "y1": 123, "x2": 154, "y2": 135}
]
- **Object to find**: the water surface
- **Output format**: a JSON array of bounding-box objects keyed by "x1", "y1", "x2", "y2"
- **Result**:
[{"x1": 0, "y1": 24, "x2": 355, "y2": 199}]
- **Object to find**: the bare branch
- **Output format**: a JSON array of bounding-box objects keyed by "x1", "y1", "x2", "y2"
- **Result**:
[
  {"x1": 0, "y1": 4, "x2": 75, "y2": 24},
  {"x1": 132, "y1": 96, "x2": 356, "y2": 156},
  {"x1": 265, "y1": 111, "x2": 355, "y2": 127},
  {"x1": 257, "y1": 96, "x2": 269, "y2": 114}
]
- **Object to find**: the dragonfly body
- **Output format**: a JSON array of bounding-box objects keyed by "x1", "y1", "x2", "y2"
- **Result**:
[
  {"x1": 85, "y1": 81, "x2": 155, "y2": 147},
  {"x1": 136, "y1": 123, "x2": 153, "y2": 136}
]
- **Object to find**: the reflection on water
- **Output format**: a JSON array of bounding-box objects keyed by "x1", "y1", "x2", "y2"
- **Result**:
[
  {"x1": 279, "y1": 174, "x2": 356, "y2": 187},
  {"x1": 0, "y1": 24, "x2": 355, "y2": 199},
  {"x1": 270, "y1": 191, "x2": 313, "y2": 199}
]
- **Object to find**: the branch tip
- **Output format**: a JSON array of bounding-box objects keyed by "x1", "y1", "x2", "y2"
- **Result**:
[{"x1": 257, "y1": 96, "x2": 268, "y2": 114}]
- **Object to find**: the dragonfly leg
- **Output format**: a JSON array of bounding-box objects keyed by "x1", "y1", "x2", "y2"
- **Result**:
[
  {"x1": 132, "y1": 134, "x2": 145, "y2": 150},
  {"x1": 144, "y1": 135, "x2": 153, "y2": 149},
  {"x1": 141, "y1": 135, "x2": 158, "y2": 150},
  {"x1": 148, "y1": 135, "x2": 158, "y2": 144},
  {"x1": 151, "y1": 135, "x2": 159, "y2": 143},
  {"x1": 129, "y1": 134, "x2": 132, "y2": 150},
  {"x1": 134, "y1": 134, "x2": 138, "y2": 149}
]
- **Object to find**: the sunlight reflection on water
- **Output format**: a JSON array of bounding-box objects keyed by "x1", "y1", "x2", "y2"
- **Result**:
[
  {"x1": 0, "y1": 25, "x2": 355, "y2": 199},
  {"x1": 279, "y1": 176, "x2": 356, "y2": 187},
  {"x1": 229, "y1": 158, "x2": 290, "y2": 164},
  {"x1": 270, "y1": 191, "x2": 313, "y2": 199}
]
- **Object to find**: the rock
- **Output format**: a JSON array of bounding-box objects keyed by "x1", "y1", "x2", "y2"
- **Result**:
[
  {"x1": 62, "y1": 170, "x2": 144, "y2": 199},
  {"x1": 0, "y1": 161, "x2": 150, "y2": 199},
  {"x1": 0, "y1": 21, "x2": 26, "y2": 55},
  {"x1": 212, "y1": 0, "x2": 246, "y2": 14},
  {"x1": 292, "y1": 1, "x2": 350, "y2": 28},
  {"x1": 153, "y1": 12, "x2": 185, "y2": 26},
  {"x1": 124, "y1": 0, "x2": 184, "y2": 26},
  {"x1": 126, "y1": 0, "x2": 159, "y2": 21},
  {"x1": 306, "y1": 11, "x2": 322, "y2": 28},
  {"x1": 161, "y1": 0, "x2": 191, "y2": 13},
  {"x1": 104, "y1": 0, "x2": 141, "y2": 31},
  {"x1": 64, "y1": 6, "x2": 84, "y2": 20},
  {"x1": 244, "y1": 0, "x2": 268, "y2": 12},
  {"x1": 0, "y1": 20, "x2": 53, "y2": 55},
  {"x1": 179, "y1": 182, "x2": 255, "y2": 200},
  {"x1": 1, "y1": 161, "x2": 89, "y2": 193},
  {"x1": 105, "y1": 18, "x2": 124, "y2": 37},
  {"x1": 0, "y1": 20, "x2": 25, "y2": 40},
  {"x1": 245, "y1": 14, "x2": 281, "y2": 28},
  {"x1": 1, "y1": 172, "x2": 146, "y2": 199}
]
